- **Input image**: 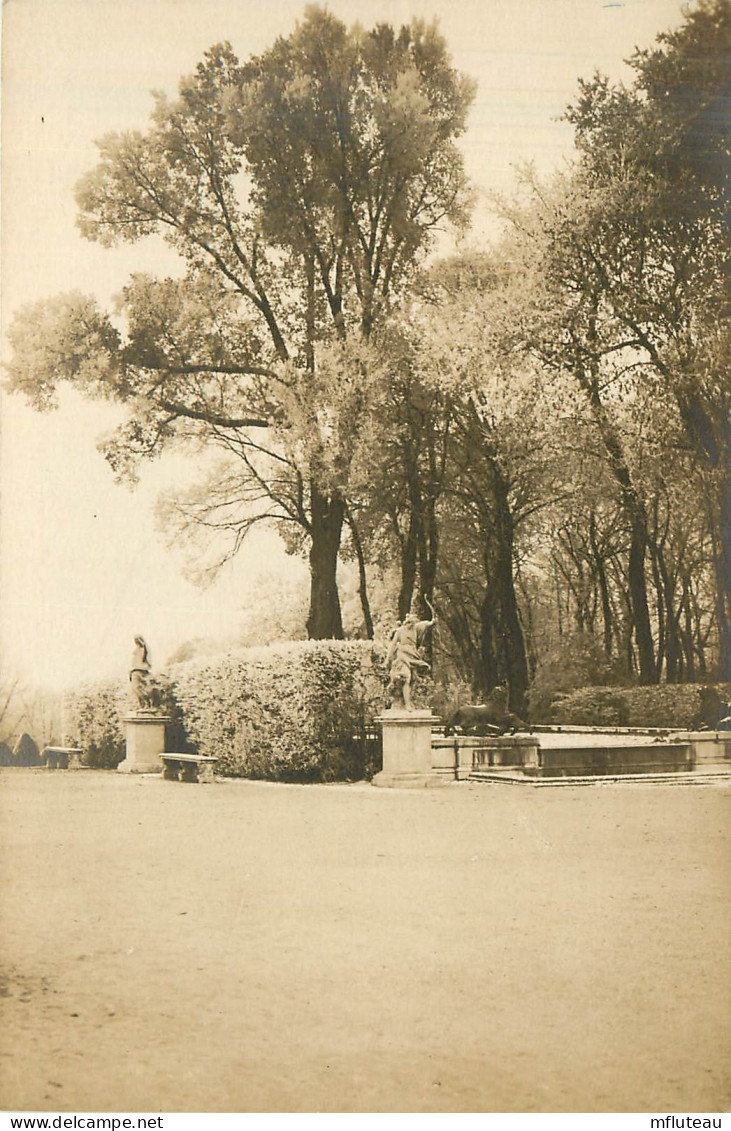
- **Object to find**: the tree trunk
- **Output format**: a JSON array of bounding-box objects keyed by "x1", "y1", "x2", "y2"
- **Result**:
[
  {"x1": 674, "y1": 392, "x2": 730, "y2": 678},
  {"x1": 415, "y1": 488, "x2": 439, "y2": 668},
  {"x1": 346, "y1": 508, "x2": 374, "y2": 639},
  {"x1": 306, "y1": 486, "x2": 345, "y2": 639},
  {"x1": 418, "y1": 499, "x2": 439, "y2": 609},
  {"x1": 590, "y1": 529, "x2": 614, "y2": 657},
  {"x1": 587, "y1": 396, "x2": 656, "y2": 681},
  {"x1": 398, "y1": 512, "x2": 418, "y2": 621},
  {"x1": 494, "y1": 564, "x2": 529, "y2": 716},
  {"x1": 627, "y1": 512, "x2": 656, "y2": 683},
  {"x1": 679, "y1": 581, "x2": 697, "y2": 682},
  {"x1": 716, "y1": 477, "x2": 731, "y2": 679},
  {"x1": 491, "y1": 464, "x2": 529, "y2": 717},
  {"x1": 475, "y1": 586, "x2": 500, "y2": 699},
  {"x1": 648, "y1": 541, "x2": 666, "y2": 679},
  {"x1": 656, "y1": 545, "x2": 683, "y2": 683},
  {"x1": 581, "y1": 349, "x2": 657, "y2": 682}
]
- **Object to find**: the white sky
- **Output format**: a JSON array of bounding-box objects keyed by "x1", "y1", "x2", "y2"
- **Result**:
[{"x1": 1, "y1": 0, "x2": 686, "y2": 690}]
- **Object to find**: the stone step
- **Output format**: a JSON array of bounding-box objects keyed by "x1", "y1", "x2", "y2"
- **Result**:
[{"x1": 469, "y1": 769, "x2": 731, "y2": 788}]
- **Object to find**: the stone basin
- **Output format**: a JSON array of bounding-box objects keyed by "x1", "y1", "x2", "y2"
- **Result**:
[
  {"x1": 524, "y1": 741, "x2": 692, "y2": 777},
  {"x1": 432, "y1": 726, "x2": 731, "y2": 782}
]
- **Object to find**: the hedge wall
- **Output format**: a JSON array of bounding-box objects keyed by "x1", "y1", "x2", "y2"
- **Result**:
[
  {"x1": 68, "y1": 640, "x2": 387, "y2": 781},
  {"x1": 549, "y1": 683, "x2": 731, "y2": 729},
  {"x1": 171, "y1": 640, "x2": 385, "y2": 781},
  {"x1": 68, "y1": 681, "x2": 127, "y2": 769}
]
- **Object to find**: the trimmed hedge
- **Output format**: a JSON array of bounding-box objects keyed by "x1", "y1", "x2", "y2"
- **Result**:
[
  {"x1": 68, "y1": 682, "x2": 126, "y2": 769},
  {"x1": 68, "y1": 675, "x2": 187, "y2": 769},
  {"x1": 549, "y1": 683, "x2": 731, "y2": 729},
  {"x1": 172, "y1": 640, "x2": 386, "y2": 781},
  {"x1": 67, "y1": 640, "x2": 387, "y2": 781}
]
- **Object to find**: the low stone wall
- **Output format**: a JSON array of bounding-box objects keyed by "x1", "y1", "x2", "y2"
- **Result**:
[
  {"x1": 432, "y1": 735, "x2": 539, "y2": 780},
  {"x1": 527, "y1": 742, "x2": 692, "y2": 778},
  {"x1": 432, "y1": 729, "x2": 731, "y2": 780},
  {"x1": 683, "y1": 731, "x2": 731, "y2": 770}
]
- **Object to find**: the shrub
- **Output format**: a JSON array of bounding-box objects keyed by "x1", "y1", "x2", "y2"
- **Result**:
[
  {"x1": 171, "y1": 640, "x2": 386, "y2": 781},
  {"x1": 68, "y1": 682, "x2": 126, "y2": 768},
  {"x1": 549, "y1": 688, "x2": 631, "y2": 726},
  {"x1": 549, "y1": 682, "x2": 731, "y2": 729},
  {"x1": 528, "y1": 633, "x2": 630, "y2": 720},
  {"x1": 12, "y1": 733, "x2": 42, "y2": 766}
]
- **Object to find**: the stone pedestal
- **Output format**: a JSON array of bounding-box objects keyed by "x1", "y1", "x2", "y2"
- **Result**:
[
  {"x1": 118, "y1": 714, "x2": 169, "y2": 774},
  {"x1": 683, "y1": 730, "x2": 731, "y2": 772},
  {"x1": 372, "y1": 709, "x2": 445, "y2": 788}
]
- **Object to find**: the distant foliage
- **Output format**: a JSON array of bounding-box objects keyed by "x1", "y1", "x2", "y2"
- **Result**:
[
  {"x1": 550, "y1": 683, "x2": 731, "y2": 729},
  {"x1": 548, "y1": 689, "x2": 631, "y2": 727},
  {"x1": 172, "y1": 640, "x2": 386, "y2": 781},
  {"x1": 528, "y1": 633, "x2": 630, "y2": 722},
  {"x1": 430, "y1": 677, "x2": 472, "y2": 722}
]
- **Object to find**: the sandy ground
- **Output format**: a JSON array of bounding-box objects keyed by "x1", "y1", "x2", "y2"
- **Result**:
[{"x1": 1, "y1": 768, "x2": 729, "y2": 1114}]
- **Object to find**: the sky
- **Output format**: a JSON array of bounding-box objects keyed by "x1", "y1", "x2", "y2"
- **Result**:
[{"x1": 1, "y1": 0, "x2": 687, "y2": 691}]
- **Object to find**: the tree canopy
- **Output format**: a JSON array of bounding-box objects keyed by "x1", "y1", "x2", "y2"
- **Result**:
[
  {"x1": 5, "y1": 7, "x2": 475, "y2": 638},
  {"x1": 492, "y1": 0, "x2": 730, "y2": 681},
  {"x1": 5, "y1": 0, "x2": 728, "y2": 698}
]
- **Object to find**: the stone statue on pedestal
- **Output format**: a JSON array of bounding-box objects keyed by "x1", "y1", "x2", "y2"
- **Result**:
[
  {"x1": 120, "y1": 635, "x2": 170, "y2": 774},
  {"x1": 129, "y1": 635, "x2": 163, "y2": 712},
  {"x1": 385, "y1": 595, "x2": 436, "y2": 711}
]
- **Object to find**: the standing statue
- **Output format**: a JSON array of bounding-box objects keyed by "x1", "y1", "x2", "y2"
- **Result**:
[
  {"x1": 386, "y1": 596, "x2": 436, "y2": 711},
  {"x1": 129, "y1": 635, "x2": 154, "y2": 710}
]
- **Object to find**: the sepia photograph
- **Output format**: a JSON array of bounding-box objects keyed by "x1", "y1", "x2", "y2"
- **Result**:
[{"x1": 1, "y1": 0, "x2": 729, "y2": 1118}]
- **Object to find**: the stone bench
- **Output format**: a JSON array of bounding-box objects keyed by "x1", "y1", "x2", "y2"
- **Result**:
[
  {"x1": 44, "y1": 746, "x2": 84, "y2": 770},
  {"x1": 159, "y1": 753, "x2": 217, "y2": 783}
]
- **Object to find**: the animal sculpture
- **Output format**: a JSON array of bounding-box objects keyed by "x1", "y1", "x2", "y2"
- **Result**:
[{"x1": 444, "y1": 686, "x2": 527, "y2": 737}]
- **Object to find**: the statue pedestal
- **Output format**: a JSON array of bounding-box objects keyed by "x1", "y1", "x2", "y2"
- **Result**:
[
  {"x1": 372, "y1": 709, "x2": 446, "y2": 788},
  {"x1": 118, "y1": 714, "x2": 169, "y2": 774}
]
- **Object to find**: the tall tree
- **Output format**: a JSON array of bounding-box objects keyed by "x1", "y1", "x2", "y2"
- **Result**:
[
  {"x1": 404, "y1": 253, "x2": 560, "y2": 711},
  {"x1": 560, "y1": 0, "x2": 730, "y2": 675},
  {"x1": 495, "y1": 0, "x2": 729, "y2": 679},
  {"x1": 5, "y1": 9, "x2": 474, "y2": 638},
  {"x1": 346, "y1": 319, "x2": 456, "y2": 623}
]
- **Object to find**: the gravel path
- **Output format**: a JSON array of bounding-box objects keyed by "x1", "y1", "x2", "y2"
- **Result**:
[{"x1": 1, "y1": 768, "x2": 729, "y2": 1113}]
